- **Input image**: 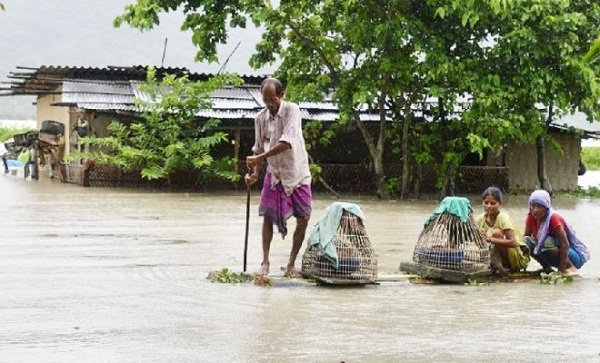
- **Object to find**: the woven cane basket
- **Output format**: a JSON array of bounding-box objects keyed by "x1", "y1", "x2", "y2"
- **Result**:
[
  {"x1": 412, "y1": 212, "x2": 490, "y2": 272},
  {"x1": 302, "y1": 211, "x2": 378, "y2": 282}
]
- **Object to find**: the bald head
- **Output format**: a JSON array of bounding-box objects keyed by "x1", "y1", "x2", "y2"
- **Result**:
[
  {"x1": 260, "y1": 77, "x2": 285, "y2": 95},
  {"x1": 261, "y1": 78, "x2": 285, "y2": 116}
]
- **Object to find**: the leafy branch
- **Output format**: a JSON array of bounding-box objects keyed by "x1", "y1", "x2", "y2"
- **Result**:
[{"x1": 69, "y1": 67, "x2": 243, "y2": 185}]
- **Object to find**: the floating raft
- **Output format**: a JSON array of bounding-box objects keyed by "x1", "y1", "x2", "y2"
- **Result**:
[
  {"x1": 237, "y1": 272, "x2": 385, "y2": 287},
  {"x1": 399, "y1": 262, "x2": 557, "y2": 284},
  {"x1": 400, "y1": 261, "x2": 492, "y2": 284},
  {"x1": 300, "y1": 271, "x2": 380, "y2": 286},
  {"x1": 231, "y1": 270, "x2": 570, "y2": 286}
]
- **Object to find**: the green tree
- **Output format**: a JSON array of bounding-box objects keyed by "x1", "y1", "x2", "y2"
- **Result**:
[
  {"x1": 584, "y1": 33, "x2": 600, "y2": 64},
  {"x1": 116, "y1": 0, "x2": 403, "y2": 197},
  {"x1": 74, "y1": 67, "x2": 243, "y2": 185},
  {"x1": 115, "y1": 0, "x2": 490, "y2": 198},
  {"x1": 437, "y1": 0, "x2": 600, "y2": 193},
  {"x1": 116, "y1": 0, "x2": 600, "y2": 196}
]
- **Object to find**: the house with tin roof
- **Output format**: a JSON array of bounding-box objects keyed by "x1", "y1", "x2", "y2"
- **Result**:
[
  {"x1": 1, "y1": 65, "x2": 598, "y2": 193},
  {"x1": 0, "y1": 65, "x2": 382, "y2": 190}
]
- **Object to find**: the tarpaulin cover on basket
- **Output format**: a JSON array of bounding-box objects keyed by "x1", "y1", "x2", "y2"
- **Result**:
[
  {"x1": 301, "y1": 202, "x2": 377, "y2": 282},
  {"x1": 412, "y1": 197, "x2": 490, "y2": 272}
]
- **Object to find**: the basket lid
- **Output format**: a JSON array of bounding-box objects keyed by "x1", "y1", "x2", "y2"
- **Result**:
[{"x1": 424, "y1": 196, "x2": 472, "y2": 227}]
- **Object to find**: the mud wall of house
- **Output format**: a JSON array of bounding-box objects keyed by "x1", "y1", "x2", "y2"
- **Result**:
[
  {"x1": 36, "y1": 93, "x2": 69, "y2": 177},
  {"x1": 500, "y1": 133, "x2": 580, "y2": 191},
  {"x1": 36, "y1": 93, "x2": 70, "y2": 133}
]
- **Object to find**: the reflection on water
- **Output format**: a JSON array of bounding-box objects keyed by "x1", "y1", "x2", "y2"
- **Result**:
[{"x1": 1, "y1": 175, "x2": 599, "y2": 362}]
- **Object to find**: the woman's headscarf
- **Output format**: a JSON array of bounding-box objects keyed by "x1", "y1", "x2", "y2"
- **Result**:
[{"x1": 528, "y1": 190, "x2": 590, "y2": 262}]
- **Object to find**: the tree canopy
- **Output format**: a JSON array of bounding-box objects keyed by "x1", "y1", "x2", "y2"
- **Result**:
[
  {"x1": 116, "y1": 0, "x2": 600, "y2": 196},
  {"x1": 437, "y1": 0, "x2": 600, "y2": 191},
  {"x1": 584, "y1": 33, "x2": 600, "y2": 64}
]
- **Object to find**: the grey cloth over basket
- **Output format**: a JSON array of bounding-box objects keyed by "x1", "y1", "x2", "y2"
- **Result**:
[{"x1": 307, "y1": 202, "x2": 365, "y2": 269}]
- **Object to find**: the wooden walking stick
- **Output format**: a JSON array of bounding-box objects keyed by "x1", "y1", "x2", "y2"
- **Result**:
[{"x1": 243, "y1": 185, "x2": 250, "y2": 272}]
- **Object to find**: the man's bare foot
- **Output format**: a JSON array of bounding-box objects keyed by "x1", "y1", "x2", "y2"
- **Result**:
[
  {"x1": 254, "y1": 263, "x2": 270, "y2": 276},
  {"x1": 282, "y1": 266, "x2": 302, "y2": 278}
]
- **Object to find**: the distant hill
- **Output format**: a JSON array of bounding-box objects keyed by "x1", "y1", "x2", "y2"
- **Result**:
[{"x1": 0, "y1": 0, "x2": 274, "y2": 119}]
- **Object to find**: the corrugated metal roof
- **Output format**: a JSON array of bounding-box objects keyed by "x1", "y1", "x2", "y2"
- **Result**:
[
  {"x1": 4, "y1": 65, "x2": 382, "y2": 122},
  {"x1": 210, "y1": 98, "x2": 263, "y2": 110},
  {"x1": 248, "y1": 88, "x2": 265, "y2": 108},
  {"x1": 307, "y1": 112, "x2": 381, "y2": 121},
  {"x1": 552, "y1": 112, "x2": 600, "y2": 136},
  {"x1": 13, "y1": 65, "x2": 599, "y2": 133},
  {"x1": 62, "y1": 80, "x2": 134, "y2": 105},
  {"x1": 131, "y1": 82, "x2": 369, "y2": 120},
  {"x1": 300, "y1": 101, "x2": 339, "y2": 110},
  {"x1": 212, "y1": 87, "x2": 256, "y2": 99},
  {"x1": 2, "y1": 65, "x2": 267, "y2": 96},
  {"x1": 196, "y1": 109, "x2": 260, "y2": 119},
  {"x1": 76, "y1": 103, "x2": 136, "y2": 111},
  {"x1": 63, "y1": 79, "x2": 132, "y2": 94}
]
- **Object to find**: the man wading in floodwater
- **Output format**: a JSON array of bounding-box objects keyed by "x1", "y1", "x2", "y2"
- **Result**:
[{"x1": 245, "y1": 77, "x2": 312, "y2": 278}]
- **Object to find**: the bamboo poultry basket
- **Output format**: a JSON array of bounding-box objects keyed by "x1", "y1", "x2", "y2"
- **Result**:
[
  {"x1": 301, "y1": 211, "x2": 378, "y2": 285},
  {"x1": 411, "y1": 209, "x2": 490, "y2": 273}
]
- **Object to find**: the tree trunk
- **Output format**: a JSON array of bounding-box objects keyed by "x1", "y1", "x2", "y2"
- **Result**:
[
  {"x1": 352, "y1": 87, "x2": 389, "y2": 198},
  {"x1": 373, "y1": 155, "x2": 387, "y2": 198},
  {"x1": 413, "y1": 162, "x2": 421, "y2": 198},
  {"x1": 400, "y1": 101, "x2": 412, "y2": 199},
  {"x1": 537, "y1": 103, "x2": 553, "y2": 193},
  {"x1": 439, "y1": 164, "x2": 456, "y2": 198},
  {"x1": 352, "y1": 113, "x2": 388, "y2": 198},
  {"x1": 536, "y1": 135, "x2": 552, "y2": 192}
]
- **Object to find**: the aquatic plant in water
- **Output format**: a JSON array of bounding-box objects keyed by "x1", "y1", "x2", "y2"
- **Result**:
[
  {"x1": 207, "y1": 268, "x2": 253, "y2": 283},
  {"x1": 207, "y1": 267, "x2": 273, "y2": 286},
  {"x1": 539, "y1": 271, "x2": 574, "y2": 284},
  {"x1": 464, "y1": 279, "x2": 488, "y2": 286}
]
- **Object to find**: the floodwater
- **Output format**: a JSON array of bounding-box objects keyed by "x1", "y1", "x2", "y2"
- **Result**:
[
  {"x1": 579, "y1": 170, "x2": 600, "y2": 189},
  {"x1": 1, "y1": 175, "x2": 599, "y2": 363}
]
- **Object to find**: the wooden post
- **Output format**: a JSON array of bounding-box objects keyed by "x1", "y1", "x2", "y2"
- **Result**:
[{"x1": 234, "y1": 128, "x2": 241, "y2": 161}]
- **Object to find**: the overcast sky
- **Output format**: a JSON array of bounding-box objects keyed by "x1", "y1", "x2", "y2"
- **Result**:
[
  {"x1": 0, "y1": 0, "x2": 272, "y2": 73},
  {"x1": 0, "y1": 0, "x2": 274, "y2": 117}
]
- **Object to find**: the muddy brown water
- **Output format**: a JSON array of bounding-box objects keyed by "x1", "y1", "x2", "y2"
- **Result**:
[{"x1": 1, "y1": 175, "x2": 599, "y2": 362}]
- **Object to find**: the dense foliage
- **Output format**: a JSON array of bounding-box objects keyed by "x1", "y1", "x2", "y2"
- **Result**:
[
  {"x1": 72, "y1": 67, "x2": 243, "y2": 185},
  {"x1": 115, "y1": 0, "x2": 600, "y2": 197},
  {"x1": 584, "y1": 33, "x2": 600, "y2": 64},
  {"x1": 437, "y1": 0, "x2": 600, "y2": 192}
]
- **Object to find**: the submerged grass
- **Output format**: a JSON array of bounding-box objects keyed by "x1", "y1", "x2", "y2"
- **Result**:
[
  {"x1": 0, "y1": 126, "x2": 36, "y2": 142},
  {"x1": 582, "y1": 147, "x2": 600, "y2": 171}
]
